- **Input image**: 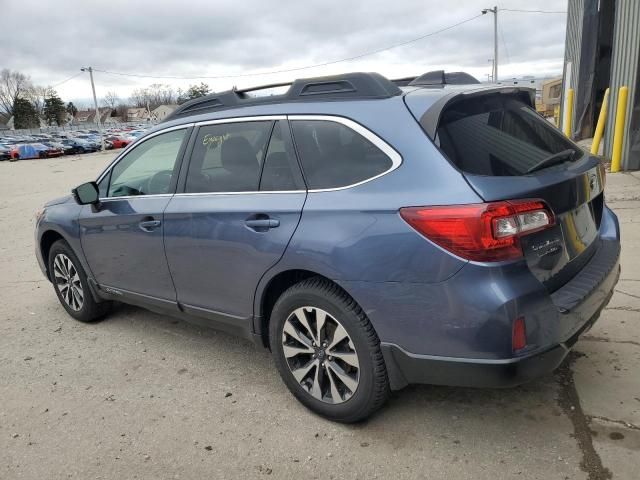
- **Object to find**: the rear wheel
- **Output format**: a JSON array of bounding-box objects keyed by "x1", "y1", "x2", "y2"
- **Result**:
[
  {"x1": 48, "y1": 240, "x2": 111, "y2": 322},
  {"x1": 269, "y1": 277, "x2": 389, "y2": 422}
]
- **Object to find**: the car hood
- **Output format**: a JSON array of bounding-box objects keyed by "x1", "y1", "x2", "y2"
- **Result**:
[{"x1": 45, "y1": 194, "x2": 74, "y2": 207}]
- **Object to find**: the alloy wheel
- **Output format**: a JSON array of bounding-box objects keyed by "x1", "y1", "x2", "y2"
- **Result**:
[
  {"x1": 53, "y1": 253, "x2": 84, "y2": 311},
  {"x1": 281, "y1": 306, "x2": 360, "y2": 404}
]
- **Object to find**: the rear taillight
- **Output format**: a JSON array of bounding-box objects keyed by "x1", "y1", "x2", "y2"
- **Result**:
[
  {"x1": 399, "y1": 199, "x2": 554, "y2": 262},
  {"x1": 512, "y1": 317, "x2": 527, "y2": 351}
]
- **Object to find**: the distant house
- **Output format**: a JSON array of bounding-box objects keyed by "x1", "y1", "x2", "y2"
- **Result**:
[
  {"x1": 74, "y1": 110, "x2": 92, "y2": 123},
  {"x1": 151, "y1": 104, "x2": 178, "y2": 121},
  {"x1": 74, "y1": 108, "x2": 112, "y2": 125},
  {"x1": 127, "y1": 107, "x2": 150, "y2": 122}
]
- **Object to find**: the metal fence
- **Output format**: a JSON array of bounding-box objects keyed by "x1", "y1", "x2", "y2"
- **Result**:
[{"x1": 2, "y1": 121, "x2": 152, "y2": 137}]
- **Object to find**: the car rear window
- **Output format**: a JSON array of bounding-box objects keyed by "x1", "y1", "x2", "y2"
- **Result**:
[{"x1": 435, "y1": 94, "x2": 582, "y2": 176}]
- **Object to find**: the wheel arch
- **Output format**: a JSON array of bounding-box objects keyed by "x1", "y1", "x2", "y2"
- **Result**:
[
  {"x1": 40, "y1": 229, "x2": 66, "y2": 280},
  {"x1": 255, "y1": 268, "x2": 361, "y2": 349}
]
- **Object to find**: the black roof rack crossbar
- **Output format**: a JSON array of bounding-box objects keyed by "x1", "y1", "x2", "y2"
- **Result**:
[
  {"x1": 164, "y1": 72, "x2": 402, "y2": 122},
  {"x1": 391, "y1": 76, "x2": 418, "y2": 87}
]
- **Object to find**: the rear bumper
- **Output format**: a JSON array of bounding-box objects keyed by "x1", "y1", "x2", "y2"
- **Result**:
[{"x1": 381, "y1": 255, "x2": 620, "y2": 390}]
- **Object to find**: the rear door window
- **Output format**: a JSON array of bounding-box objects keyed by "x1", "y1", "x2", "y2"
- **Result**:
[
  {"x1": 290, "y1": 119, "x2": 394, "y2": 189},
  {"x1": 185, "y1": 121, "x2": 273, "y2": 193},
  {"x1": 436, "y1": 94, "x2": 582, "y2": 176}
]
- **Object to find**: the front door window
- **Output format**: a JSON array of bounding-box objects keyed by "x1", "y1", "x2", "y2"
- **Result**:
[{"x1": 108, "y1": 129, "x2": 186, "y2": 197}]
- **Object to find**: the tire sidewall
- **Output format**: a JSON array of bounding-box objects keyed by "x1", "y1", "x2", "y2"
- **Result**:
[
  {"x1": 270, "y1": 285, "x2": 379, "y2": 421},
  {"x1": 48, "y1": 241, "x2": 95, "y2": 322}
]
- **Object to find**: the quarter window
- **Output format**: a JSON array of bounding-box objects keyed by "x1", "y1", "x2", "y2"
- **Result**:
[
  {"x1": 290, "y1": 120, "x2": 393, "y2": 189},
  {"x1": 185, "y1": 121, "x2": 273, "y2": 193},
  {"x1": 107, "y1": 129, "x2": 186, "y2": 197}
]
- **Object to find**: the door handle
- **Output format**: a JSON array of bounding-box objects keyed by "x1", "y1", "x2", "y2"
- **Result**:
[
  {"x1": 245, "y1": 218, "x2": 280, "y2": 230},
  {"x1": 139, "y1": 219, "x2": 161, "y2": 232}
]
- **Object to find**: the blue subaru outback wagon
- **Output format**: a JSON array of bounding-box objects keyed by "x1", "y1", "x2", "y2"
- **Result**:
[{"x1": 35, "y1": 71, "x2": 620, "y2": 422}]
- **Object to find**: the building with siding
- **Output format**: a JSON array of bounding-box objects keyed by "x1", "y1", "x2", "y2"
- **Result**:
[{"x1": 562, "y1": 0, "x2": 639, "y2": 170}]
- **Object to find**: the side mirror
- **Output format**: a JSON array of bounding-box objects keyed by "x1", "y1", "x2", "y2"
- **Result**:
[{"x1": 72, "y1": 181, "x2": 100, "y2": 205}]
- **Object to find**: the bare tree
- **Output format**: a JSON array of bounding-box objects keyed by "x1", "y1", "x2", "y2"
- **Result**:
[
  {"x1": 114, "y1": 103, "x2": 129, "y2": 120},
  {"x1": 129, "y1": 84, "x2": 176, "y2": 110},
  {"x1": 0, "y1": 69, "x2": 33, "y2": 116},
  {"x1": 27, "y1": 85, "x2": 52, "y2": 116},
  {"x1": 129, "y1": 88, "x2": 148, "y2": 108},
  {"x1": 102, "y1": 91, "x2": 120, "y2": 110}
]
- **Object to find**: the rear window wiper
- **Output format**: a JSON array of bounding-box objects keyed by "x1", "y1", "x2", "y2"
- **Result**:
[{"x1": 526, "y1": 149, "x2": 576, "y2": 174}]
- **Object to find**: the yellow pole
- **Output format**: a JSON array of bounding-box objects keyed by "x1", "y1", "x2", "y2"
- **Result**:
[
  {"x1": 611, "y1": 86, "x2": 629, "y2": 173},
  {"x1": 590, "y1": 88, "x2": 609, "y2": 155},
  {"x1": 564, "y1": 88, "x2": 574, "y2": 137}
]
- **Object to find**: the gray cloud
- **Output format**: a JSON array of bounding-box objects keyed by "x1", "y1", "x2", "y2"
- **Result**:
[{"x1": 2, "y1": 0, "x2": 567, "y2": 104}]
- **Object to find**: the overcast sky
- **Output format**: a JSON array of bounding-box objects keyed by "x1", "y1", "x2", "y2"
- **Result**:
[{"x1": 3, "y1": 0, "x2": 568, "y2": 107}]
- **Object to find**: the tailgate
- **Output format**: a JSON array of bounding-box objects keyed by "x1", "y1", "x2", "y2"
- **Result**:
[
  {"x1": 409, "y1": 87, "x2": 607, "y2": 293},
  {"x1": 464, "y1": 158, "x2": 606, "y2": 291}
]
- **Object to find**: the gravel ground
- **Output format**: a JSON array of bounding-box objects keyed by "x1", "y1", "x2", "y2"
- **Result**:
[{"x1": 1, "y1": 152, "x2": 638, "y2": 480}]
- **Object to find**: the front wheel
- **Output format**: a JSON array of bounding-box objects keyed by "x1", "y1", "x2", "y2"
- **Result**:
[
  {"x1": 269, "y1": 277, "x2": 389, "y2": 422},
  {"x1": 48, "y1": 240, "x2": 111, "y2": 322}
]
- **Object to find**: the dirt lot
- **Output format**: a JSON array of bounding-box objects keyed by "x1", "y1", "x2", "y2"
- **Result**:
[{"x1": 1, "y1": 152, "x2": 639, "y2": 480}]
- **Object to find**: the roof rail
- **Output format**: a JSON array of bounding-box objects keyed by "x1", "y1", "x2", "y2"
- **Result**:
[
  {"x1": 164, "y1": 72, "x2": 402, "y2": 122},
  {"x1": 409, "y1": 70, "x2": 480, "y2": 87}
]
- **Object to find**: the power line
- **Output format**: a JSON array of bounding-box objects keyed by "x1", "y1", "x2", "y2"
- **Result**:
[
  {"x1": 92, "y1": 13, "x2": 484, "y2": 81},
  {"x1": 500, "y1": 8, "x2": 567, "y2": 14},
  {"x1": 51, "y1": 72, "x2": 83, "y2": 88}
]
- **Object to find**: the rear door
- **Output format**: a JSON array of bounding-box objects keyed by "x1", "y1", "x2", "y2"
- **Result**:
[
  {"x1": 427, "y1": 91, "x2": 605, "y2": 290},
  {"x1": 163, "y1": 118, "x2": 306, "y2": 324}
]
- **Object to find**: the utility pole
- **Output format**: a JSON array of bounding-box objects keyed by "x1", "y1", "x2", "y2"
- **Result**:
[
  {"x1": 488, "y1": 59, "x2": 495, "y2": 82},
  {"x1": 482, "y1": 6, "x2": 498, "y2": 83},
  {"x1": 80, "y1": 67, "x2": 105, "y2": 151}
]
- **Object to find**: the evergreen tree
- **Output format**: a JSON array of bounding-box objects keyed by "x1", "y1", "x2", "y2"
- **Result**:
[
  {"x1": 178, "y1": 83, "x2": 210, "y2": 103},
  {"x1": 13, "y1": 97, "x2": 39, "y2": 128},
  {"x1": 44, "y1": 92, "x2": 66, "y2": 125},
  {"x1": 66, "y1": 101, "x2": 78, "y2": 117}
]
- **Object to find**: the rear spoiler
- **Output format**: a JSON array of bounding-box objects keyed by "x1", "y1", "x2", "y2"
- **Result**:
[{"x1": 417, "y1": 86, "x2": 536, "y2": 140}]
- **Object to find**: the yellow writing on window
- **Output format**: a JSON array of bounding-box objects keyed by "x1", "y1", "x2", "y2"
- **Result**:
[{"x1": 203, "y1": 133, "x2": 230, "y2": 148}]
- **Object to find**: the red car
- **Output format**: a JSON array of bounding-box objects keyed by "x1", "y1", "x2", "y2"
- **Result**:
[{"x1": 106, "y1": 136, "x2": 129, "y2": 149}]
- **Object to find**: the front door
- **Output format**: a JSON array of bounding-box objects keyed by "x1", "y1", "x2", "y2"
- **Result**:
[
  {"x1": 79, "y1": 127, "x2": 189, "y2": 304},
  {"x1": 164, "y1": 119, "x2": 306, "y2": 323}
]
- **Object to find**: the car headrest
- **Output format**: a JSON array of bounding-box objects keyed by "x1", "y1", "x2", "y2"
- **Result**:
[{"x1": 221, "y1": 136, "x2": 259, "y2": 174}]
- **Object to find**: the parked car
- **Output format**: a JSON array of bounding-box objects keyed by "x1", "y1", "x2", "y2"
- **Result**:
[
  {"x1": 60, "y1": 138, "x2": 97, "y2": 154},
  {"x1": 10, "y1": 143, "x2": 62, "y2": 159},
  {"x1": 123, "y1": 131, "x2": 145, "y2": 143},
  {"x1": 35, "y1": 71, "x2": 620, "y2": 422},
  {"x1": 105, "y1": 136, "x2": 129, "y2": 149},
  {"x1": 73, "y1": 134, "x2": 101, "y2": 149},
  {"x1": 45, "y1": 141, "x2": 74, "y2": 156}
]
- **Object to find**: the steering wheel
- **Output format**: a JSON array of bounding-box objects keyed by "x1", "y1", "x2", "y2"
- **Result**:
[{"x1": 147, "y1": 170, "x2": 173, "y2": 194}]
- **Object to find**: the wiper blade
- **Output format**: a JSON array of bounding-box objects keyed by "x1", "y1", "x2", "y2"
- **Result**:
[{"x1": 526, "y1": 149, "x2": 576, "y2": 174}]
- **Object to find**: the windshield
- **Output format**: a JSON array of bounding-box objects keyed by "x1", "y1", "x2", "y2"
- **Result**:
[{"x1": 435, "y1": 94, "x2": 582, "y2": 176}]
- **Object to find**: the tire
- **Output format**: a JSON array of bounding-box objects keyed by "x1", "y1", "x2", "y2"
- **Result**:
[
  {"x1": 48, "y1": 240, "x2": 111, "y2": 322},
  {"x1": 269, "y1": 277, "x2": 389, "y2": 422}
]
